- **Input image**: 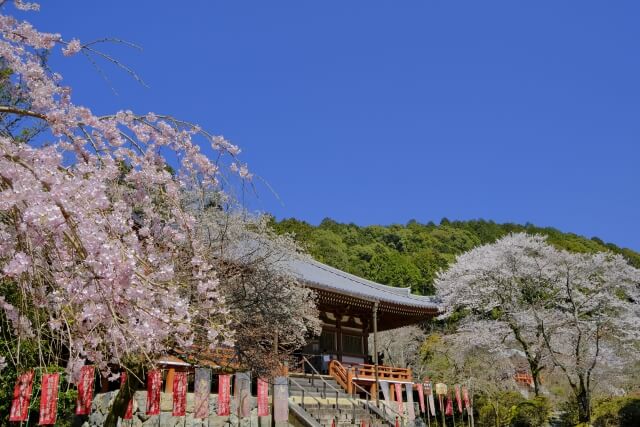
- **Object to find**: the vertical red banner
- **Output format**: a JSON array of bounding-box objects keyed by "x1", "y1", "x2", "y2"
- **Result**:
[
  {"x1": 218, "y1": 374, "x2": 231, "y2": 416},
  {"x1": 38, "y1": 373, "x2": 60, "y2": 425},
  {"x1": 75, "y1": 366, "x2": 95, "y2": 415},
  {"x1": 462, "y1": 386, "x2": 471, "y2": 409},
  {"x1": 455, "y1": 385, "x2": 463, "y2": 413},
  {"x1": 146, "y1": 370, "x2": 162, "y2": 415},
  {"x1": 394, "y1": 383, "x2": 404, "y2": 414},
  {"x1": 417, "y1": 383, "x2": 425, "y2": 414},
  {"x1": 172, "y1": 371, "x2": 188, "y2": 416},
  {"x1": 445, "y1": 393, "x2": 453, "y2": 416},
  {"x1": 257, "y1": 378, "x2": 269, "y2": 416},
  {"x1": 120, "y1": 372, "x2": 133, "y2": 420},
  {"x1": 9, "y1": 370, "x2": 34, "y2": 422}
]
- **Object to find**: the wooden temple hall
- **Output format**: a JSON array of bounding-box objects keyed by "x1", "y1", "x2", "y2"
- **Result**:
[{"x1": 284, "y1": 257, "x2": 441, "y2": 393}]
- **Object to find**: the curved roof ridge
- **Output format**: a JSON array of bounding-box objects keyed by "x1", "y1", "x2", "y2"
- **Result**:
[
  {"x1": 288, "y1": 257, "x2": 439, "y2": 310},
  {"x1": 307, "y1": 258, "x2": 412, "y2": 295}
]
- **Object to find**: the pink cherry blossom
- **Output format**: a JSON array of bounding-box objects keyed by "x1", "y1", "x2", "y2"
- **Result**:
[
  {"x1": 62, "y1": 38, "x2": 81, "y2": 56},
  {"x1": 0, "y1": 2, "x2": 251, "y2": 381}
]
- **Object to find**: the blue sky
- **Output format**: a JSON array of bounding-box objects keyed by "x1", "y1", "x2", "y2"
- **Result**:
[{"x1": 24, "y1": 1, "x2": 640, "y2": 250}]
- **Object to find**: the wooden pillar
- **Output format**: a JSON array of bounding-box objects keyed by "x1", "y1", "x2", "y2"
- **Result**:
[
  {"x1": 347, "y1": 367, "x2": 353, "y2": 394},
  {"x1": 336, "y1": 312, "x2": 343, "y2": 362},
  {"x1": 373, "y1": 301, "x2": 380, "y2": 406},
  {"x1": 164, "y1": 368, "x2": 175, "y2": 393},
  {"x1": 363, "y1": 320, "x2": 370, "y2": 357}
]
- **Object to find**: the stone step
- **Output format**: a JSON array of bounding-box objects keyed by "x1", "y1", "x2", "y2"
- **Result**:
[
  {"x1": 306, "y1": 408, "x2": 371, "y2": 416},
  {"x1": 291, "y1": 380, "x2": 342, "y2": 391},
  {"x1": 289, "y1": 375, "x2": 341, "y2": 387},
  {"x1": 321, "y1": 421, "x2": 386, "y2": 427},
  {"x1": 309, "y1": 413, "x2": 375, "y2": 422},
  {"x1": 290, "y1": 383, "x2": 343, "y2": 393},
  {"x1": 289, "y1": 390, "x2": 352, "y2": 399},
  {"x1": 289, "y1": 390, "x2": 351, "y2": 398}
]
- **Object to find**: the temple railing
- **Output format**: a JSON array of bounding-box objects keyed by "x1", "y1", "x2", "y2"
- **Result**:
[
  {"x1": 327, "y1": 359, "x2": 408, "y2": 425},
  {"x1": 328, "y1": 360, "x2": 413, "y2": 395}
]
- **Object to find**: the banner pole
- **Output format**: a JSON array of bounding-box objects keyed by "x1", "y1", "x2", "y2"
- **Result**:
[
  {"x1": 452, "y1": 398, "x2": 456, "y2": 427},
  {"x1": 469, "y1": 381, "x2": 476, "y2": 427}
]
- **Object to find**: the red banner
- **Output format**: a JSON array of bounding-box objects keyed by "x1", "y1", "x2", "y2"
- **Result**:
[
  {"x1": 417, "y1": 383, "x2": 425, "y2": 414},
  {"x1": 75, "y1": 366, "x2": 95, "y2": 415},
  {"x1": 445, "y1": 393, "x2": 453, "y2": 416},
  {"x1": 146, "y1": 370, "x2": 162, "y2": 415},
  {"x1": 462, "y1": 386, "x2": 471, "y2": 409},
  {"x1": 218, "y1": 374, "x2": 231, "y2": 416},
  {"x1": 394, "y1": 383, "x2": 404, "y2": 414},
  {"x1": 257, "y1": 378, "x2": 269, "y2": 416},
  {"x1": 9, "y1": 371, "x2": 34, "y2": 422},
  {"x1": 172, "y1": 371, "x2": 188, "y2": 416},
  {"x1": 120, "y1": 373, "x2": 133, "y2": 420},
  {"x1": 455, "y1": 384, "x2": 463, "y2": 413},
  {"x1": 38, "y1": 373, "x2": 60, "y2": 425}
]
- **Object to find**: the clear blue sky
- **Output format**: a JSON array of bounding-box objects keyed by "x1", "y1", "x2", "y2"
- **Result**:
[{"x1": 24, "y1": 1, "x2": 640, "y2": 250}]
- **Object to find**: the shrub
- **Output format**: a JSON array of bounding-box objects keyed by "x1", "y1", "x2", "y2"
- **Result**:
[{"x1": 592, "y1": 396, "x2": 640, "y2": 427}]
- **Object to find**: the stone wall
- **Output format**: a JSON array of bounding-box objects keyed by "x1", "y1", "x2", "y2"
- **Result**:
[{"x1": 83, "y1": 391, "x2": 270, "y2": 427}]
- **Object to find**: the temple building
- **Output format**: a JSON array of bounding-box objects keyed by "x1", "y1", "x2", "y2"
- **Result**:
[
  {"x1": 286, "y1": 257, "x2": 440, "y2": 365},
  {"x1": 272, "y1": 256, "x2": 442, "y2": 402}
]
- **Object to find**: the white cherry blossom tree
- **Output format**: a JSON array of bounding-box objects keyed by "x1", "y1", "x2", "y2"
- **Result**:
[
  {"x1": 436, "y1": 233, "x2": 640, "y2": 423},
  {"x1": 435, "y1": 233, "x2": 558, "y2": 395},
  {"x1": 538, "y1": 250, "x2": 640, "y2": 423}
]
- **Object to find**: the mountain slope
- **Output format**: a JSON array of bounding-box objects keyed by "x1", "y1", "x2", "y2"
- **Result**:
[{"x1": 270, "y1": 217, "x2": 640, "y2": 295}]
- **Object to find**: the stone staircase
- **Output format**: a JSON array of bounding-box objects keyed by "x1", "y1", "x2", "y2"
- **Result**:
[
  {"x1": 288, "y1": 374, "x2": 392, "y2": 427},
  {"x1": 289, "y1": 373, "x2": 349, "y2": 399}
]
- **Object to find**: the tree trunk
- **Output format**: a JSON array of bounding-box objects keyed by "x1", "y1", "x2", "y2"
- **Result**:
[
  {"x1": 509, "y1": 322, "x2": 543, "y2": 397},
  {"x1": 104, "y1": 369, "x2": 144, "y2": 427},
  {"x1": 576, "y1": 386, "x2": 591, "y2": 424},
  {"x1": 531, "y1": 366, "x2": 542, "y2": 397}
]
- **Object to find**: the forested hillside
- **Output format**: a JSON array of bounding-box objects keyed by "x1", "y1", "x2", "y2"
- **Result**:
[{"x1": 270, "y1": 217, "x2": 640, "y2": 295}]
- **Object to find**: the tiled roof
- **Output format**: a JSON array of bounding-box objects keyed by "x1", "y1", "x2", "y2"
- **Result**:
[
  {"x1": 228, "y1": 237, "x2": 441, "y2": 311},
  {"x1": 284, "y1": 257, "x2": 440, "y2": 310}
]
